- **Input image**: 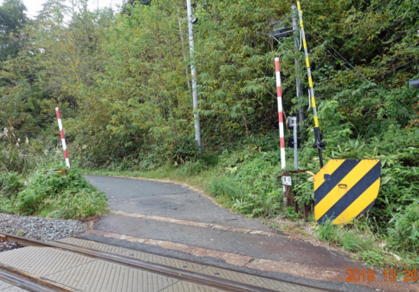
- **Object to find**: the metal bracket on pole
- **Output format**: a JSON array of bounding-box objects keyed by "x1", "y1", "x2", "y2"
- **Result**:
[{"x1": 287, "y1": 116, "x2": 298, "y2": 170}]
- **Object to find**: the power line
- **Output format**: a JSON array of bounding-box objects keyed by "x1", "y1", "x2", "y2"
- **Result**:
[
  {"x1": 310, "y1": 31, "x2": 356, "y2": 70},
  {"x1": 304, "y1": 31, "x2": 376, "y2": 85}
]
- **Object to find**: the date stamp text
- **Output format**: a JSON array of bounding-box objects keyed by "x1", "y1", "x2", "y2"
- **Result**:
[{"x1": 345, "y1": 269, "x2": 417, "y2": 282}]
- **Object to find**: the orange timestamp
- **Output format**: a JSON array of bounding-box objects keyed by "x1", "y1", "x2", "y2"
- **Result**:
[{"x1": 345, "y1": 269, "x2": 418, "y2": 282}]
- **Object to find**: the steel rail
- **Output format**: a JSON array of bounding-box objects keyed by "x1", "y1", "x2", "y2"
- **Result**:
[
  {"x1": 1, "y1": 233, "x2": 279, "y2": 292},
  {"x1": 0, "y1": 264, "x2": 72, "y2": 292},
  {"x1": 1, "y1": 233, "x2": 333, "y2": 292}
]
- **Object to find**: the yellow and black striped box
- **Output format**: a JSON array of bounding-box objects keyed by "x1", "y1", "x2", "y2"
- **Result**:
[{"x1": 314, "y1": 159, "x2": 381, "y2": 224}]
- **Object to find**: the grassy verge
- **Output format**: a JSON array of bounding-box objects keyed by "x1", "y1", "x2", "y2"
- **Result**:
[
  {"x1": 84, "y1": 147, "x2": 417, "y2": 271},
  {"x1": 315, "y1": 220, "x2": 417, "y2": 270},
  {"x1": 0, "y1": 168, "x2": 108, "y2": 220},
  {"x1": 0, "y1": 132, "x2": 108, "y2": 220}
]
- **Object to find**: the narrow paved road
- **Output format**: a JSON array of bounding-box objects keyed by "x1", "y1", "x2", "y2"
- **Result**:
[{"x1": 83, "y1": 175, "x2": 415, "y2": 292}]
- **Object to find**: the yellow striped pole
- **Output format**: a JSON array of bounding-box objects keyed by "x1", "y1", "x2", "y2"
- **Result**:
[{"x1": 296, "y1": 0, "x2": 325, "y2": 167}]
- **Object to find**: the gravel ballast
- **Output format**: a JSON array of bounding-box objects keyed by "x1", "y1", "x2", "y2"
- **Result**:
[{"x1": 0, "y1": 213, "x2": 87, "y2": 243}]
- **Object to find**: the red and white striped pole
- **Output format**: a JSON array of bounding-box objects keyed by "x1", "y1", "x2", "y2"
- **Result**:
[
  {"x1": 275, "y1": 57, "x2": 286, "y2": 170},
  {"x1": 55, "y1": 107, "x2": 70, "y2": 168}
]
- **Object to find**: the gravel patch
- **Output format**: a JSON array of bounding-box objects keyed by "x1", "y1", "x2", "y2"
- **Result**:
[{"x1": 0, "y1": 213, "x2": 87, "y2": 242}]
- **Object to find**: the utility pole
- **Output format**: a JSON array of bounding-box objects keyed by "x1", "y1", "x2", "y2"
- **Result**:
[
  {"x1": 291, "y1": 4, "x2": 304, "y2": 127},
  {"x1": 186, "y1": 0, "x2": 202, "y2": 152}
]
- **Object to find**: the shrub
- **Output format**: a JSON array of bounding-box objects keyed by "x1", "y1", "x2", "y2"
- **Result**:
[
  {"x1": 211, "y1": 149, "x2": 282, "y2": 217},
  {"x1": 178, "y1": 160, "x2": 208, "y2": 176},
  {"x1": 171, "y1": 137, "x2": 200, "y2": 165},
  {"x1": 40, "y1": 189, "x2": 107, "y2": 219},
  {"x1": 387, "y1": 203, "x2": 419, "y2": 254},
  {"x1": 15, "y1": 168, "x2": 107, "y2": 219},
  {"x1": 0, "y1": 172, "x2": 23, "y2": 198},
  {"x1": 284, "y1": 207, "x2": 299, "y2": 220},
  {"x1": 0, "y1": 196, "x2": 15, "y2": 213}
]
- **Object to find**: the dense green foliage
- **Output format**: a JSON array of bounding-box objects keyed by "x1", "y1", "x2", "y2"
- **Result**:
[
  {"x1": 0, "y1": 0, "x2": 27, "y2": 61},
  {"x1": 0, "y1": 162, "x2": 107, "y2": 219},
  {"x1": 16, "y1": 168, "x2": 107, "y2": 218},
  {"x1": 388, "y1": 204, "x2": 419, "y2": 254},
  {"x1": 0, "y1": 126, "x2": 107, "y2": 219},
  {"x1": 0, "y1": 0, "x2": 417, "y2": 260},
  {"x1": 206, "y1": 137, "x2": 281, "y2": 217},
  {"x1": 0, "y1": 172, "x2": 23, "y2": 198}
]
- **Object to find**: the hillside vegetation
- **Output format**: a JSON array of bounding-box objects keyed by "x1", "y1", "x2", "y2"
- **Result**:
[{"x1": 0, "y1": 0, "x2": 417, "y2": 267}]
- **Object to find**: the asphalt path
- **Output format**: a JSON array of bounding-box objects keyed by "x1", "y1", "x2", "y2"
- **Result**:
[
  {"x1": 86, "y1": 175, "x2": 269, "y2": 230},
  {"x1": 82, "y1": 175, "x2": 410, "y2": 292}
]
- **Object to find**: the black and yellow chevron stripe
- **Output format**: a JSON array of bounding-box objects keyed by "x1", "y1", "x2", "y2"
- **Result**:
[{"x1": 314, "y1": 159, "x2": 381, "y2": 224}]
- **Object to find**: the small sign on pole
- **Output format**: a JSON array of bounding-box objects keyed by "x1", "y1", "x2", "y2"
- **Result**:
[
  {"x1": 55, "y1": 107, "x2": 70, "y2": 168},
  {"x1": 282, "y1": 176, "x2": 292, "y2": 186}
]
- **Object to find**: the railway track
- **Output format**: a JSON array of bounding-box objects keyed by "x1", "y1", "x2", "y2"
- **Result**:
[
  {"x1": 0, "y1": 233, "x2": 333, "y2": 292},
  {"x1": 0, "y1": 265, "x2": 71, "y2": 292}
]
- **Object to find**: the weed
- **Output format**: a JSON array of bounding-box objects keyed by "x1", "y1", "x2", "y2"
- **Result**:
[
  {"x1": 284, "y1": 207, "x2": 299, "y2": 220},
  {"x1": 0, "y1": 172, "x2": 23, "y2": 198},
  {"x1": 207, "y1": 176, "x2": 243, "y2": 199},
  {"x1": 387, "y1": 203, "x2": 419, "y2": 254},
  {"x1": 360, "y1": 249, "x2": 385, "y2": 267},
  {"x1": 16, "y1": 230, "x2": 25, "y2": 237},
  {"x1": 341, "y1": 230, "x2": 374, "y2": 252},
  {"x1": 316, "y1": 220, "x2": 339, "y2": 244}
]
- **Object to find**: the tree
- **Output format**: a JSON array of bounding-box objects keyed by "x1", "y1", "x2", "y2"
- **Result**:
[
  {"x1": 122, "y1": 0, "x2": 151, "y2": 15},
  {"x1": 37, "y1": 0, "x2": 68, "y2": 26},
  {"x1": 125, "y1": 0, "x2": 152, "y2": 7},
  {"x1": 0, "y1": 0, "x2": 27, "y2": 60}
]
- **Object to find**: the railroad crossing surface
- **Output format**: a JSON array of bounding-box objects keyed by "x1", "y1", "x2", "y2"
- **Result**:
[
  {"x1": 0, "y1": 235, "x2": 329, "y2": 292},
  {"x1": 0, "y1": 175, "x2": 416, "y2": 292}
]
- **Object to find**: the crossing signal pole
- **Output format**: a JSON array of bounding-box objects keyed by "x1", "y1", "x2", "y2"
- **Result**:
[
  {"x1": 296, "y1": 0, "x2": 326, "y2": 167},
  {"x1": 291, "y1": 4, "x2": 304, "y2": 127}
]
